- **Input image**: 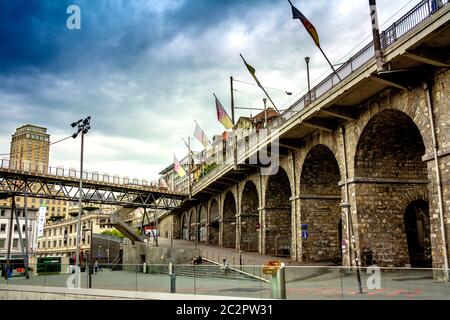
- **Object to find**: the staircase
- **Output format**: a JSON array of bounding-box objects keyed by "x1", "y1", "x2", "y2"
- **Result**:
[
  {"x1": 148, "y1": 261, "x2": 261, "y2": 282},
  {"x1": 110, "y1": 252, "x2": 123, "y2": 271},
  {"x1": 109, "y1": 207, "x2": 144, "y2": 242}
]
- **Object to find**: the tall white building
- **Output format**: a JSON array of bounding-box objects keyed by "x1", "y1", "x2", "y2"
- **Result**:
[{"x1": 0, "y1": 206, "x2": 38, "y2": 262}]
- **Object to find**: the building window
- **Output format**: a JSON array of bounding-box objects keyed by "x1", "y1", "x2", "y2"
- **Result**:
[
  {"x1": 60, "y1": 228, "x2": 63, "y2": 235},
  {"x1": 37, "y1": 241, "x2": 40, "y2": 249},
  {"x1": 14, "y1": 224, "x2": 18, "y2": 233},
  {"x1": 0, "y1": 224, "x2": 6, "y2": 233},
  {"x1": 53, "y1": 240, "x2": 57, "y2": 247},
  {"x1": 69, "y1": 238, "x2": 72, "y2": 246},
  {"x1": 59, "y1": 240, "x2": 62, "y2": 247},
  {"x1": 22, "y1": 225, "x2": 26, "y2": 232},
  {"x1": 0, "y1": 209, "x2": 4, "y2": 217},
  {"x1": 48, "y1": 241, "x2": 51, "y2": 248},
  {"x1": 13, "y1": 239, "x2": 19, "y2": 248},
  {"x1": 53, "y1": 229, "x2": 56, "y2": 236},
  {"x1": 0, "y1": 239, "x2": 4, "y2": 249},
  {"x1": 42, "y1": 241, "x2": 45, "y2": 248}
]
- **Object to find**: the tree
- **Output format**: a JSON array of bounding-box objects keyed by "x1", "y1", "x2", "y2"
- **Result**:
[{"x1": 101, "y1": 228, "x2": 125, "y2": 239}]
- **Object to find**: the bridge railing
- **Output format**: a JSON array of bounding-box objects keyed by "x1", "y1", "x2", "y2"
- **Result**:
[
  {"x1": 192, "y1": 0, "x2": 448, "y2": 188},
  {"x1": 274, "y1": 0, "x2": 448, "y2": 127},
  {"x1": 0, "y1": 158, "x2": 167, "y2": 191}
]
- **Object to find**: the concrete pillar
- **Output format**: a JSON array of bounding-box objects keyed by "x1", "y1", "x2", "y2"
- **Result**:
[
  {"x1": 290, "y1": 195, "x2": 301, "y2": 262},
  {"x1": 219, "y1": 196, "x2": 224, "y2": 247},
  {"x1": 259, "y1": 206, "x2": 266, "y2": 255}
]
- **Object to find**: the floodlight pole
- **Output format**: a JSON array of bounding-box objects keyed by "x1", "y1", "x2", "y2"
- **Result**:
[{"x1": 72, "y1": 116, "x2": 91, "y2": 288}]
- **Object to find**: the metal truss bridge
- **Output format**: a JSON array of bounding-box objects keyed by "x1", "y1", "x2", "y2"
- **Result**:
[{"x1": 0, "y1": 159, "x2": 187, "y2": 210}]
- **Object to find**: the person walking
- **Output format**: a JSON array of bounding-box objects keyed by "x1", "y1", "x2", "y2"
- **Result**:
[{"x1": 94, "y1": 259, "x2": 99, "y2": 274}]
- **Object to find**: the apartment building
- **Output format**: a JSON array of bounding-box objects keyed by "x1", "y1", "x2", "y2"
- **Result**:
[{"x1": 0, "y1": 206, "x2": 38, "y2": 261}]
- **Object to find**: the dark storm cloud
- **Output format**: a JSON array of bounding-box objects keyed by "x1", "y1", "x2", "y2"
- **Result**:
[{"x1": 0, "y1": 0, "x2": 418, "y2": 178}]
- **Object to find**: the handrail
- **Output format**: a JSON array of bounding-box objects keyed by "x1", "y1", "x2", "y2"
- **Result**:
[{"x1": 202, "y1": 257, "x2": 270, "y2": 283}]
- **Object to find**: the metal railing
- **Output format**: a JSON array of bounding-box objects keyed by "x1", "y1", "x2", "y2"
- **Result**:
[
  {"x1": 0, "y1": 158, "x2": 170, "y2": 192},
  {"x1": 191, "y1": 0, "x2": 449, "y2": 188}
]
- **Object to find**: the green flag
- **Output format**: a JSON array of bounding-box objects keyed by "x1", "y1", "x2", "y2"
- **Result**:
[{"x1": 240, "y1": 54, "x2": 263, "y2": 89}]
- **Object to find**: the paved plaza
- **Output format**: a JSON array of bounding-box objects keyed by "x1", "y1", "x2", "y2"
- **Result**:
[{"x1": 1, "y1": 266, "x2": 449, "y2": 300}]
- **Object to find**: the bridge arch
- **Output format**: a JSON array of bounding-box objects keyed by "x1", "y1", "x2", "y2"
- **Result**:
[
  {"x1": 353, "y1": 108, "x2": 430, "y2": 267},
  {"x1": 188, "y1": 208, "x2": 197, "y2": 241},
  {"x1": 209, "y1": 198, "x2": 220, "y2": 245},
  {"x1": 264, "y1": 166, "x2": 292, "y2": 257},
  {"x1": 240, "y1": 180, "x2": 260, "y2": 252},
  {"x1": 222, "y1": 191, "x2": 237, "y2": 248},
  {"x1": 299, "y1": 144, "x2": 342, "y2": 264},
  {"x1": 181, "y1": 212, "x2": 189, "y2": 240}
]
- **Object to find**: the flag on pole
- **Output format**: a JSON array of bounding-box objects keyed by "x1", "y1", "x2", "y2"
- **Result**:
[
  {"x1": 173, "y1": 154, "x2": 186, "y2": 177},
  {"x1": 288, "y1": 0, "x2": 320, "y2": 48},
  {"x1": 183, "y1": 138, "x2": 201, "y2": 165},
  {"x1": 239, "y1": 54, "x2": 264, "y2": 89},
  {"x1": 239, "y1": 54, "x2": 282, "y2": 115},
  {"x1": 194, "y1": 122, "x2": 211, "y2": 149},
  {"x1": 214, "y1": 94, "x2": 234, "y2": 129}
]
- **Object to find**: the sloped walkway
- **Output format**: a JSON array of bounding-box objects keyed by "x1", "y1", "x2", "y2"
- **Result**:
[{"x1": 155, "y1": 238, "x2": 333, "y2": 267}]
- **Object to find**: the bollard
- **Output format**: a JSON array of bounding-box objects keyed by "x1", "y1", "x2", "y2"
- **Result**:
[
  {"x1": 143, "y1": 262, "x2": 147, "y2": 274},
  {"x1": 170, "y1": 273, "x2": 176, "y2": 293},
  {"x1": 262, "y1": 261, "x2": 286, "y2": 300},
  {"x1": 168, "y1": 262, "x2": 176, "y2": 293}
]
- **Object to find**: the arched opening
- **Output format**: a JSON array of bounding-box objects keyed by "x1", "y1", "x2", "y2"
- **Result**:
[
  {"x1": 209, "y1": 199, "x2": 220, "y2": 245},
  {"x1": 300, "y1": 145, "x2": 342, "y2": 264},
  {"x1": 199, "y1": 206, "x2": 207, "y2": 243},
  {"x1": 240, "y1": 181, "x2": 259, "y2": 252},
  {"x1": 354, "y1": 109, "x2": 428, "y2": 267},
  {"x1": 404, "y1": 200, "x2": 432, "y2": 268},
  {"x1": 181, "y1": 213, "x2": 189, "y2": 240},
  {"x1": 222, "y1": 192, "x2": 237, "y2": 248},
  {"x1": 265, "y1": 167, "x2": 291, "y2": 257}
]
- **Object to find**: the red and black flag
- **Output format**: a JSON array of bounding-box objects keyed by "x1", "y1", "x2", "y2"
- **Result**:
[{"x1": 288, "y1": 0, "x2": 320, "y2": 48}]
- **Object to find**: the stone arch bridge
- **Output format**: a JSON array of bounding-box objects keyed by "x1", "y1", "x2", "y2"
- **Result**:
[{"x1": 159, "y1": 2, "x2": 450, "y2": 270}]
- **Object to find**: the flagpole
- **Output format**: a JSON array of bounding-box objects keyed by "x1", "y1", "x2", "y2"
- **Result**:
[
  {"x1": 288, "y1": 0, "x2": 341, "y2": 81},
  {"x1": 230, "y1": 76, "x2": 235, "y2": 126},
  {"x1": 188, "y1": 137, "x2": 192, "y2": 200},
  {"x1": 318, "y1": 47, "x2": 342, "y2": 81},
  {"x1": 239, "y1": 54, "x2": 282, "y2": 115},
  {"x1": 259, "y1": 84, "x2": 282, "y2": 115}
]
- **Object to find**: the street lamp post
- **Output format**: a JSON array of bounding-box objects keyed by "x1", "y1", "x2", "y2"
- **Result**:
[
  {"x1": 305, "y1": 57, "x2": 311, "y2": 103},
  {"x1": 231, "y1": 220, "x2": 246, "y2": 269},
  {"x1": 82, "y1": 225, "x2": 93, "y2": 288},
  {"x1": 71, "y1": 116, "x2": 91, "y2": 288}
]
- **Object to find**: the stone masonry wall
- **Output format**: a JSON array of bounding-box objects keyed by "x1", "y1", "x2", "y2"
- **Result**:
[
  {"x1": 299, "y1": 145, "x2": 342, "y2": 263},
  {"x1": 222, "y1": 192, "x2": 237, "y2": 248},
  {"x1": 240, "y1": 181, "x2": 259, "y2": 252},
  {"x1": 209, "y1": 199, "x2": 220, "y2": 245},
  {"x1": 265, "y1": 168, "x2": 291, "y2": 256}
]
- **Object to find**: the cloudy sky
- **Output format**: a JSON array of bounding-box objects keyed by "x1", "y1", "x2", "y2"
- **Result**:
[{"x1": 0, "y1": 0, "x2": 418, "y2": 181}]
